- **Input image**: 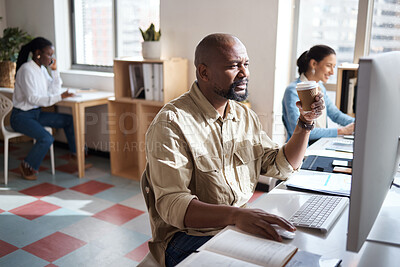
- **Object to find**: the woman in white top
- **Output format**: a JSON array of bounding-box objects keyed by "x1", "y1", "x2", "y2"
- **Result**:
[{"x1": 10, "y1": 37, "x2": 75, "y2": 180}]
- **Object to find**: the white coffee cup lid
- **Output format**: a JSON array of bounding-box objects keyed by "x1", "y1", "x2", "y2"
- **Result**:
[{"x1": 296, "y1": 81, "x2": 318, "y2": 91}]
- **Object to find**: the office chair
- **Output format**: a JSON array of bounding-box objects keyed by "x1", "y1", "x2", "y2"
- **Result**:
[
  {"x1": 137, "y1": 170, "x2": 160, "y2": 267},
  {"x1": 0, "y1": 93, "x2": 55, "y2": 185}
]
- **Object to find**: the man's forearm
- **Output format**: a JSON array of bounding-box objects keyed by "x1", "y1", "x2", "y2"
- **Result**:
[{"x1": 184, "y1": 199, "x2": 239, "y2": 228}]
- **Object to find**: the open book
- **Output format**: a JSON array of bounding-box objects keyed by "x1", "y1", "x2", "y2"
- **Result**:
[{"x1": 177, "y1": 226, "x2": 297, "y2": 267}]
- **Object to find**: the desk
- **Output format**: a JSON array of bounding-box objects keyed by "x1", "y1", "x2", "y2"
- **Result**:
[
  {"x1": 258, "y1": 138, "x2": 400, "y2": 266},
  {"x1": 188, "y1": 137, "x2": 400, "y2": 266},
  {"x1": 0, "y1": 87, "x2": 113, "y2": 178},
  {"x1": 305, "y1": 137, "x2": 353, "y2": 159},
  {"x1": 56, "y1": 90, "x2": 113, "y2": 178},
  {"x1": 249, "y1": 183, "x2": 400, "y2": 266}
]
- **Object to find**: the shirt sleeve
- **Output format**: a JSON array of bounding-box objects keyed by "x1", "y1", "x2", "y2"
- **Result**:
[
  {"x1": 20, "y1": 66, "x2": 62, "y2": 107},
  {"x1": 308, "y1": 86, "x2": 355, "y2": 141},
  {"x1": 283, "y1": 81, "x2": 355, "y2": 142},
  {"x1": 45, "y1": 68, "x2": 63, "y2": 95},
  {"x1": 325, "y1": 90, "x2": 355, "y2": 126},
  {"x1": 250, "y1": 109, "x2": 295, "y2": 179},
  {"x1": 146, "y1": 116, "x2": 197, "y2": 229}
]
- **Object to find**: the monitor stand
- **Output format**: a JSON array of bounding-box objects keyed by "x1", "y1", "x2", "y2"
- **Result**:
[{"x1": 367, "y1": 174, "x2": 400, "y2": 246}]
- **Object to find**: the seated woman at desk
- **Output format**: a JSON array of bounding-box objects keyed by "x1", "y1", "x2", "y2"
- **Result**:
[
  {"x1": 10, "y1": 37, "x2": 77, "y2": 180},
  {"x1": 282, "y1": 45, "x2": 354, "y2": 144}
]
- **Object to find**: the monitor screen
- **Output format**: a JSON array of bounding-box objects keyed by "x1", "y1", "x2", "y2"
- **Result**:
[{"x1": 347, "y1": 51, "x2": 400, "y2": 252}]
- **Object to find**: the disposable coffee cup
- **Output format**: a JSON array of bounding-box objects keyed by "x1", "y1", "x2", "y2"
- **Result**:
[{"x1": 296, "y1": 81, "x2": 319, "y2": 112}]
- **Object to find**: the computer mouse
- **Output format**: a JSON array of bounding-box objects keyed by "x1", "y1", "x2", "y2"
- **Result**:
[{"x1": 271, "y1": 224, "x2": 296, "y2": 240}]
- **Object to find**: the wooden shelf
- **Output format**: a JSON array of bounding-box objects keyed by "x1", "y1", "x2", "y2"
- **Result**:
[
  {"x1": 336, "y1": 64, "x2": 358, "y2": 117},
  {"x1": 108, "y1": 58, "x2": 188, "y2": 180}
]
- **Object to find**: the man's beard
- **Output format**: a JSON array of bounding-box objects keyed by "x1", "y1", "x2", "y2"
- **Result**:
[{"x1": 214, "y1": 79, "x2": 249, "y2": 102}]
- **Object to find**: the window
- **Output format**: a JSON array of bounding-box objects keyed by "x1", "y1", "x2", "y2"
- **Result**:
[
  {"x1": 295, "y1": 0, "x2": 359, "y2": 83},
  {"x1": 295, "y1": 0, "x2": 400, "y2": 83},
  {"x1": 369, "y1": 0, "x2": 400, "y2": 54},
  {"x1": 71, "y1": 0, "x2": 160, "y2": 70}
]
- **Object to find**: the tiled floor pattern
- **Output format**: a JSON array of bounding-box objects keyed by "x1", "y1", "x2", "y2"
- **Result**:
[{"x1": 0, "y1": 141, "x2": 265, "y2": 266}]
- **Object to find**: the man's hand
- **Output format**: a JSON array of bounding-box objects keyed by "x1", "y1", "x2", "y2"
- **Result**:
[
  {"x1": 233, "y1": 208, "x2": 296, "y2": 242},
  {"x1": 61, "y1": 90, "x2": 75, "y2": 99},
  {"x1": 184, "y1": 199, "x2": 295, "y2": 242},
  {"x1": 338, "y1": 122, "x2": 355, "y2": 135},
  {"x1": 296, "y1": 92, "x2": 325, "y2": 123}
]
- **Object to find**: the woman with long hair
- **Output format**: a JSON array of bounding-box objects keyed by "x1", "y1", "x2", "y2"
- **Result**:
[{"x1": 282, "y1": 45, "x2": 355, "y2": 144}]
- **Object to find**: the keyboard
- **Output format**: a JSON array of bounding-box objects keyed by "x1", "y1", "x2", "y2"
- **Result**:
[{"x1": 288, "y1": 195, "x2": 349, "y2": 233}]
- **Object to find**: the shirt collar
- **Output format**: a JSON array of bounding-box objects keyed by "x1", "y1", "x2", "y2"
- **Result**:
[
  {"x1": 28, "y1": 59, "x2": 42, "y2": 72},
  {"x1": 188, "y1": 82, "x2": 239, "y2": 123},
  {"x1": 300, "y1": 73, "x2": 308, "y2": 82}
]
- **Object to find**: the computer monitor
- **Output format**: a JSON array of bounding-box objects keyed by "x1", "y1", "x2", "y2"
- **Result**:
[{"x1": 347, "y1": 51, "x2": 400, "y2": 252}]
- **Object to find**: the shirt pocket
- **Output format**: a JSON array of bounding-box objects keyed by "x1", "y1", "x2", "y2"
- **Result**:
[
  {"x1": 193, "y1": 154, "x2": 232, "y2": 204},
  {"x1": 234, "y1": 143, "x2": 264, "y2": 193}
]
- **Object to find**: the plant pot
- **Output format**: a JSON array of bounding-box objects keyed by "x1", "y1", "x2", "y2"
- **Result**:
[
  {"x1": 0, "y1": 61, "x2": 16, "y2": 88},
  {"x1": 142, "y1": 41, "x2": 161, "y2": 59}
]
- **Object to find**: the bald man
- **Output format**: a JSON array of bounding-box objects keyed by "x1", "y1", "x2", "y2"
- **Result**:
[{"x1": 143, "y1": 33, "x2": 325, "y2": 266}]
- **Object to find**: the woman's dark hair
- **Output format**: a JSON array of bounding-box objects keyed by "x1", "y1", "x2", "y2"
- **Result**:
[
  {"x1": 16, "y1": 37, "x2": 53, "y2": 72},
  {"x1": 296, "y1": 45, "x2": 336, "y2": 75}
]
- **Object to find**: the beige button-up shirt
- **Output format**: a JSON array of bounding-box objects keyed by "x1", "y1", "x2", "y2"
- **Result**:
[{"x1": 145, "y1": 82, "x2": 295, "y2": 266}]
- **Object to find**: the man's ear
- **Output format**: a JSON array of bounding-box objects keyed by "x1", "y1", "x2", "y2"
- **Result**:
[{"x1": 197, "y1": 63, "x2": 209, "y2": 81}]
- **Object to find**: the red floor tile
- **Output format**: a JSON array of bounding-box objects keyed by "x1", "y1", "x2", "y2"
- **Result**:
[
  {"x1": 93, "y1": 204, "x2": 144, "y2": 226},
  {"x1": 19, "y1": 183, "x2": 65, "y2": 198},
  {"x1": 9, "y1": 200, "x2": 61, "y2": 220},
  {"x1": 58, "y1": 153, "x2": 90, "y2": 161},
  {"x1": 22, "y1": 232, "x2": 86, "y2": 262},
  {"x1": 70, "y1": 180, "x2": 114, "y2": 195},
  {"x1": 125, "y1": 240, "x2": 150, "y2": 262},
  {"x1": 55, "y1": 163, "x2": 78, "y2": 174},
  {"x1": 248, "y1": 190, "x2": 264, "y2": 203},
  {"x1": 0, "y1": 239, "x2": 19, "y2": 257},
  {"x1": 58, "y1": 153, "x2": 70, "y2": 161}
]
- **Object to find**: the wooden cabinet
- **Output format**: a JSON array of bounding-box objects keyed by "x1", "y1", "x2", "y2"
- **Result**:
[
  {"x1": 108, "y1": 58, "x2": 188, "y2": 180},
  {"x1": 335, "y1": 64, "x2": 358, "y2": 117}
]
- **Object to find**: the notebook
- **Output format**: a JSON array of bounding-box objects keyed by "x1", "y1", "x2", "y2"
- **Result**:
[
  {"x1": 325, "y1": 139, "x2": 354, "y2": 153},
  {"x1": 285, "y1": 170, "x2": 351, "y2": 197},
  {"x1": 301, "y1": 155, "x2": 352, "y2": 173}
]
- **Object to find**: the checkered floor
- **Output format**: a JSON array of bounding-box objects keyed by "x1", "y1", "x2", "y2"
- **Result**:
[{"x1": 0, "y1": 141, "x2": 265, "y2": 266}]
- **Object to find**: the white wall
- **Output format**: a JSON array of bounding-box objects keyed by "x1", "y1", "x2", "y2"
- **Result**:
[
  {"x1": 273, "y1": 0, "x2": 295, "y2": 145},
  {"x1": 161, "y1": 0, "x2": 281, "y2": 136},
  {"x1": 0, "y1": 0, "x2": 7, "y2": 32},
  {"x1": 5, "y1": 0, "x2": 55, "y2": 42},
  {"x1": 4, "y1": 0, "x2": 295, "y2": 149}
]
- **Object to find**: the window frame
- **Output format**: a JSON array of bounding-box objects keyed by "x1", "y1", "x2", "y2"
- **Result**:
[
  {"x1": 69, "y1": 0, "x2": 117, "y2": 72},
  {"x1": 291, "y1": 0, "x2": 376, "y2": 87}
]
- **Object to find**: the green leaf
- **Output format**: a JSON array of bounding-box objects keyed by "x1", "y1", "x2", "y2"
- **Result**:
[
  {"x1": 138, "y1": 23, "x2": 161, "y2": 41},
  {"x1": 0, "y1": 27, "x2": 33, "y2": 62}
]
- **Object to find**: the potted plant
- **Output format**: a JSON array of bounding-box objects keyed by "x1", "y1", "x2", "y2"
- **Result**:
[
  {"x1": 139, "y1": 23, "x2": 161, "y2": 59},
  {"x1": 0, "y1": 20, "x2": 32, "y2": 88}
]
